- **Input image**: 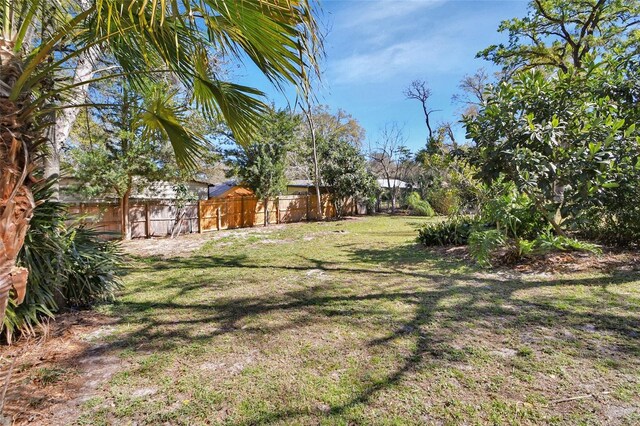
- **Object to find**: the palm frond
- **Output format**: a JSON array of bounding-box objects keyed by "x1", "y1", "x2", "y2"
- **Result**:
[
  {"x1": 138, "y1": 86, "x2": 206, "y2": 168},
  {"x1": 5, "y1": 0, "x2": 322, "y2": 166}
]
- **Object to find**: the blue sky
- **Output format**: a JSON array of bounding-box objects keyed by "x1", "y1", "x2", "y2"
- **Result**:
[{"x1": 235, "y1": 0, "x2": 529, "y2": 152}]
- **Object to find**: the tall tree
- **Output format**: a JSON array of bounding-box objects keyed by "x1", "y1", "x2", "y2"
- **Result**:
[
  {"x1": 478, "y1": 0, "x2": 640, "y2": 73},
  {"x1": 468, "y1": 0, "x2": 640, "y2": 238},
  {"x1": 320, "y1": 139, "x2": 376, "y2": 217},
  {"x1": 227, "y1": 108, "x2": 298, "y2": 226},
  {"x1": 294, "y1": 107, "x2": 371, "y2": 217},
  {"x1": 290, "y1": 106, "x2": 365, "y2": 178},
  {"x1": 404, "y1": 80, "x2": 438, "y2": 143},
  {"x1": 300, "y1": 100, "x2": 323, "y2": 219},
  {"x1": 68, "y1": 81, "x2": 201, "y2": 239},
  {"x1": 0, "y1": 0, "x2": 320, "y2": 320},
  {"x1": 369, "y1": 124, "x2": 413, "y2": 213},
  {"x1": 297, "y1": 29, "x2": 326, "y2": 221}
]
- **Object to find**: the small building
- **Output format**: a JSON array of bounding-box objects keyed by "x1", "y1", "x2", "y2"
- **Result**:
[
  {"x1": 207, "y1": 180, "x2": 254, "y2": 198},
  {"x1": 375, "y1": 178, "x2": 410, "y2": 211},
  {"x1": 285, "y1": 179, "x2": 329, "y2": 195},
  {"x1": 376, "y1": 178, "x2": 409, "y2": 191},
  {"x1": 207, "y1": 179, "x2": 329, "y2": 198}
]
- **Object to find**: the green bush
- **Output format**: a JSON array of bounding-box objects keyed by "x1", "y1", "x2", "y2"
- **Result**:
[
  {"x1": 3, "y1": 180, "x2": 123, "y2": 343},
  {"x1": 4, "y1": 182, "x2": 64, "y2": 342},
  {"x1": 533, "y1": 232, "x2": 602, "y2": 255},
  {"x1": 406, "y1": 192, "x2": 435, "y2": 216},
  {"x1": 427, "y1": 188, "x2": 461, "y2": 216},
  {"x1": 480, "y1": 181, "x2": 547, "y2": 240},
  {"x1": 417, "y1": 216, "x2": 480, "y2": 246},
  {"x1": 468, "y1": 229, "x2": 505, "y2": 267},
  {"x1": 420, "y1": 180, "x2": 603, "y2": 267},
  {"x1": 466, "y1": 229, "x2": 602, "y2": 268},
  {"x1": 576, "y1": 205, "x2": 640, "y2": 247},
  {"x1": 61, "y1": 226, "x2": 124, "y2": 307}
]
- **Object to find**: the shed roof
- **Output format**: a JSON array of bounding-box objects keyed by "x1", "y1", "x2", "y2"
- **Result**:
[
  {"x1": 376, "y1": 178, "x2": 408, "y2": 189},
  {"x1": 206, "y1": 180, "x2": 252, "y2": 197}
]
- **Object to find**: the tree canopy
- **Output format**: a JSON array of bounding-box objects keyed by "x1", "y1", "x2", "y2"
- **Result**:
[{"x1": 478, "y1": 0, "x2": 640, "y2": 73}]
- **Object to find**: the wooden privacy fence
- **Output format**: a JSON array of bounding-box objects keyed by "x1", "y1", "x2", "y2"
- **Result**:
[
  {"x1": 198, "y1": 194, "x2": 349, "y2": 232},
  {"x1": 67, "y1": 201, "x2": 199, "y2": 239},
  {"x1": 67, "y1": 194, "x2": 362, "y2": 239}
]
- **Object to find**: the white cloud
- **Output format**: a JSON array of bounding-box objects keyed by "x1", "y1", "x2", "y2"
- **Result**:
[
  {"x1": 339, "y1": 0, "x2": 447, "y2": 29},
  {"x1": 329, "y1": 35, "x2": 465, "y2": 84},
  {"x1": 325, "y1": 0, "x2": 505, "y2": 85}
]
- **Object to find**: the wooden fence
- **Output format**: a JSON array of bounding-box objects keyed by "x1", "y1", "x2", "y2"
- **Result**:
[
  {"x1": 198, "y1": 194, "x2": 347, "y2": 232},
  {"x1": 67, "y1": 194, "x2": 361, "y2": 239},
  {"x1": 67, "y1": 201, "x2": 199, "y2": 239}
]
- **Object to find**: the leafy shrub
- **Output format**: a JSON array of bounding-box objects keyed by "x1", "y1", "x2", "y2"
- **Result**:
[
  {"x1": 466, "y1": 229, "x2": 602, "y2": 267},
  {"x1": 427, "y1": 187, "x2": 461, "y2": 216},
  {"x1": 4, "y1": 182, "x2": 64, "y2": 342},
  {"x1": 468, "y1": 230, "x2": 506, "y2": 267},
  {"x1": 61, "y1": 226, "x2": 123, "y2": 307},
  {"x1": 406, "y1": 192, "x2": 435, "y2": 216},
  {"x1": 417, "y1": 216, "x2": 480, "y2": 246},
  {"x1": 3, "y1": 180, "x2": 123, "y2": 343},
  {"x1": 480, "y1": 181, "x2": 547, "y2": 240},
  {"x1": 533, "y1": 232, "x2": 602, "y2": 255},
  {"x1": 449, "y1": 181, "x2": 603, "y2": 267},
  {"x1": 576, "y1": 205, "x2": 640, "y2": 247}
]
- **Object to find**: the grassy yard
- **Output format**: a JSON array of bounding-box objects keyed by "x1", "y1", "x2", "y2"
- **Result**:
[{"x1": 71, "y1": 215, "x2": 639, "y2": 425}]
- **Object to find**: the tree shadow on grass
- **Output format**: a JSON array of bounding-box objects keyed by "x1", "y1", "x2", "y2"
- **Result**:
[
  {"x1": 113, "y1": 246, "x2": 640, "y2": 359},
  {"x1": 62, "y1": 241, "x2": 640, "y2": 424}
]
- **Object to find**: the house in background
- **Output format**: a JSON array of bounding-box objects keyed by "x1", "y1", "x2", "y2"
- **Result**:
[
  {"x1": 207, "y1": 179, "x2": 329, "y2": 198},
  {"x1": 60, "y1": 176, "x2": 210, "y2": 203},
  {"x1": 376, "y1": 178, "x2": 409, "y2": 192},
  {"x1": 375, "y1": 178, "x2": 410, "y2": 211}
]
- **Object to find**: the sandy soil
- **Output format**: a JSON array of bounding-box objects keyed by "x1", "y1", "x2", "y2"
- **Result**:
[{"x1": 0, "y1": 312, "x2": 122, "y2": 425}]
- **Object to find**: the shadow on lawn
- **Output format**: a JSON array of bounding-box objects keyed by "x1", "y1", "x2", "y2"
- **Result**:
[{"x1": 80, "y1": 242, "x2": 640, "y2": 424}]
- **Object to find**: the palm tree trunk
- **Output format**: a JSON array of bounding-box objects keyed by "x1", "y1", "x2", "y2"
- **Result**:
[{"x1": 0, "y1": 45, "x2": 36, "y2": 321}]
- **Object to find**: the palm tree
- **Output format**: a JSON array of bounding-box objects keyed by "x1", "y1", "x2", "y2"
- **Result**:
[{"x1": 0, "y1": 0, "x2": 320, "y2": 320}]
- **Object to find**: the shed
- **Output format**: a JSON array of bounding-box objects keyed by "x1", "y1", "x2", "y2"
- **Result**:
[
  {"x1": 285, "y1": 179, "x2": 330, "y2": 195},
  {"x1": 208, "y1": 180, "x2": 253, "y2": 198}
]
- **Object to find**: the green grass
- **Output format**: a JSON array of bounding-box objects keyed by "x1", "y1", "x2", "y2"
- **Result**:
[{"x1": 78, "y1": 215, "x2": 640, "y2": 425}]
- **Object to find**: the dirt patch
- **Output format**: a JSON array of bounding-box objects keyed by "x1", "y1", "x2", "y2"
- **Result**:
[
  {"x1": 429, "y1": 245, "x2": 640, "y2": 274},
  {"x1": 512, "y1": 248, "x2": 640, "y2": 274},
  {"x1": 121, "y1": 224, "x2": 288, "y2": 258},
  {"x1": 121, "y1": 217, "x2": 365, "y2": 259},
  {"x1": 118, "y1": 220, "x2": 337, "y2": 258},
  {"x1": 0, "y1": 311, "x2": 124, "y2": 425}
]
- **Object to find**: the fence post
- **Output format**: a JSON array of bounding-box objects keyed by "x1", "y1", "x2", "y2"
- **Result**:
[
  {"x1": 197, "y1": 200, "x2": 202, "y2": 233},
  {"x1": 306, "y1": 194, "x2": 310, "y2": 221},
  {"x1": 275, "y1": 198, "x2": 280, "y2": 224},
  {"x1": 216, "y1": 206, "x2": 221, "y2": 230}
]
